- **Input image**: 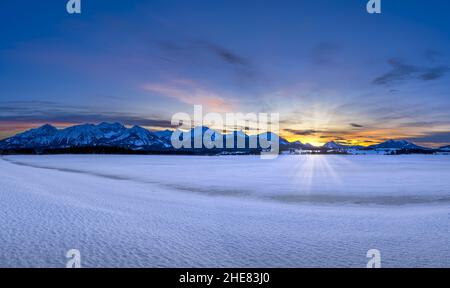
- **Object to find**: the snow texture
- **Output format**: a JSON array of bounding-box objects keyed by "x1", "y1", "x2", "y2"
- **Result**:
[{"x1": 0, "y1": 155, "x2": 449, "y2": 267}]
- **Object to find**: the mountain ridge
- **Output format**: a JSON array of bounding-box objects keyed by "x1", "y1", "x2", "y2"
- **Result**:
[
  {"x1": 0, "y1": 123, "x2": 437, "y2": 154},
  {"x1": 0, "y1": 123, "x2": 291, "y2": 152},
  {"x1": 368, "y1": 139, "x2": 428, "y2": 150}
]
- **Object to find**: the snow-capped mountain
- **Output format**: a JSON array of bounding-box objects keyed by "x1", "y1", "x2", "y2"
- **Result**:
[
  {"x1": 191, "y1": 126, "x2": 222, "y2": 143},
  {"x1": 257, "y1": 132, "x2": 289, "y2": 146},
  {"x1": 106, "y1": 125, "x2": 169, "y2": 149},
  {"x1": 168, "y1": 126, "x2": 224, "y2": 149},
  {"x1": 224, "y1": 130, "x2": 249, "y2": 149},
  {"x1": 323, "y1": 141, "x2": 348, "y2": 150},
  {"x1": 317, "y1": 139, "x2": 430, "y2": 152},
  {"x1": 170, "y1": 128, "x2": 289, "y2": 150},
  {"x1": 153, "y1": 129, "x2": 173, "y2": 141},
  {"x1": 0, "y1": 123, "x2": 291, "y2": 152},
  {"x1": 97, "y1": 122, "x2": 127, "y2": 136},
  {"x1": 0, "y1": 124, "x2": 59, "y2": 148},
  {"x1": 322, "y1": 141, "x2": 364, "y2": 151},
  {"x1": 0, "y1": 123, "x2": 435, "y2": 154},
  {"x1": 439, "y1": 145, "x2": 450, "y2": 151},
  {"x1": 0, "y1": 123, "x2": 168, "y2": 150},
  {"x1": 247, "y1": 132, "x2": 293, "y2": 150},
  {"x1": 368, "y1": 140, "x2": 427, "y2": 150},
  {"x1": 51, "y1": 124, "x2": 110, "y2": 147}
]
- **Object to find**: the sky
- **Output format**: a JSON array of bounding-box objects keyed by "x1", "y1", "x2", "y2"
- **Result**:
[{"x1": 1, "y1": 0, "x2": 450, "y2": 147}]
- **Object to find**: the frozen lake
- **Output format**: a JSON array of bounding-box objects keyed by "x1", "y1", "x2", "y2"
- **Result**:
[{"x1": 0, "y1": 155, "x2": 449, "y2": 267}]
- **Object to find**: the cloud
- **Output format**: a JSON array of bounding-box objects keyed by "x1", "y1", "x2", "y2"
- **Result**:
[
  {"x1": 373, "y1": 58, "x2": 419, "y2": 85},
  {"x1": 283, "y1": 128, "x2": 351, "y2": 140},
  {"x1": 0, "y1": 101, "x2": 174, "y2": 130},
  {"x1": 420, "y1": 66, "x2": 449, "y2": 81},
  {"x1": 199, "y1": 40, "x2": 258, "y2": 81},
  {"x1": 284, "y1": 129, "x2": 321, "y2": 136},
  {"x1": 157, "y1": 39, "x2": 257, "y2": 80},
  {"x1": 407, "y1": 131, "x2": 450, "y2": 144},
  {"x1": 205, "y1": 42, "x2": 251, "y2": 68},
  {"x1": 373, "y1": 58, "x2": 449, "y2": 85},
  {"x1": 142, "y1": 79, "x2": 234, "y2": 112}
]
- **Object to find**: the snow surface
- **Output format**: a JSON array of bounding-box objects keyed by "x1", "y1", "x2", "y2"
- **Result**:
[{"x1": 0, "y1": 155, "x2": 449, "y2": 267}]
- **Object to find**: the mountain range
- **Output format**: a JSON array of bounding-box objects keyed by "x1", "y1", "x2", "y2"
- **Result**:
[
  {"x1": 0, "y1": 123, "x2": 291, "y2": 152},
  {"x1": 0, "y1": 122, "x2": 444, "y2": 154},
  {"x1": 321, "y1": 140, "x2": 432, "y2": 151},
  {"x1": 440, "y1": 145, "x2": 450, "y2": 151}
]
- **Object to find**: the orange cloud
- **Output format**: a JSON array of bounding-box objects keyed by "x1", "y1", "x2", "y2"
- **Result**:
[
  {"x1": 142, "y1": 79, "x2": 234, "y2": 112},
  {"x1": 281, "y1": 125, "x2": 443, "y2": 147}
]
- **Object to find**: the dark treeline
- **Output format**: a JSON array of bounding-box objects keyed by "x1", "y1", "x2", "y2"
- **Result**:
[
  {"x1": 0, "y1": 146, "x2": 446, "y2": 156},
  {"x1": 0, "y1": 146, "x2": 263, "y2": 156}
]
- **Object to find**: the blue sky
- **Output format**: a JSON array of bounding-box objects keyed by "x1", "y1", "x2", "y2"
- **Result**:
[{"x1": 1, "y1": 0, "x2": 449, "y2": 146}]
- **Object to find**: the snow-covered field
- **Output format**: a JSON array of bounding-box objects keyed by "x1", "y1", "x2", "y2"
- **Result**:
[{"x1": 0, "y1": 155, "x2": 449, "y2": 267}]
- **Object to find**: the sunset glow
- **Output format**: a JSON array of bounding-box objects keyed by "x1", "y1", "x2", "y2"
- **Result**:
[{"x1": 0, "y1": 1, "x2": 449, "y2": 148}]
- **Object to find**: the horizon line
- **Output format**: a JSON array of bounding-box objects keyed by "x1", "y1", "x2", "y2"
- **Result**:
[{"x1": 1, "y1": 121, "x2": 447, "y2": 149}]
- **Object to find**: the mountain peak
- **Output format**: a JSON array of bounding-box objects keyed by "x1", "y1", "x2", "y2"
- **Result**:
[
  {"x1": 18, "y1": 124, "x2": 58, "y2": 137},
  {"x1": 0, "y1": 123, "x2": 435, "y2": 153},
  {"x1": 39, "y1": 123, "x2": 57, "y2": 130},
  {"x1": 369, "y1": 139, "x2": 425, "y2": 150},
  {"x1": 190, "y1": 126, "x2": 212, "y2": 132},
  {"x1": 323, "y1": 141, "x2": 348, "y2": 149},
  {"x1": 130, "y1": 125, "x2": 145, "y2": 130},
  {"x1": 154, "y1": 129, "x2": 173, "y2": 140},
  {"x1": 127, "y1": 125, "x2": 154, "y2": 137},
  {"x1": 440, "y1": 145, "x2": 450, "y2": 151},
  {"x1": 98, "y1": 122, "x2": 125, "y2": 130},
  {"x1": 386, "y1": 139, "x2": 408, "y2": 144}
]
